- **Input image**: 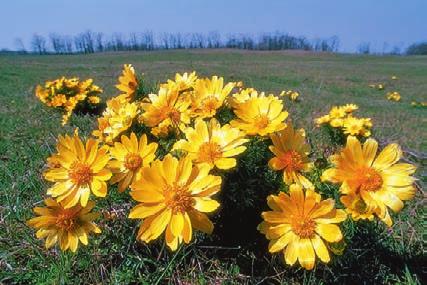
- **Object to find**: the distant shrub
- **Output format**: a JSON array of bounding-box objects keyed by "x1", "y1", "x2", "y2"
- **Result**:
[{"x1": 406, "y1": 42, "x2": 427, "y2": 55}]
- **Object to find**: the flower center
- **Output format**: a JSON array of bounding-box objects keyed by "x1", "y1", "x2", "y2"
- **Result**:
[
  {"x1": 355, "y1": 167, "x2": 383, "y2": 192},
  {"x1": 279, "y1": 150, "x2": 304, "y2": 173},
  {"x1": 291, "y1": 218, "x2": 316, "y2": 238},
  {"x1": 124, "y1": 153, "x2": 143, "y2": 171},
  {"x1": 163, "y1": 184, "x2": 194, "y2": 214},
  {"x1": 167, "y1": 108, "x2": 181, "y2": 124},
  {"x1": 202, "y1": 96, "x2": 220, "y2": 114},
  {"x1": 198, "y1": 142, "x2": 223, "y2": 163},
  {"x1": 254, "y1": 115, "x2": 270, "y2": 129},
  {"x1": 69, "y1": 162, "x2": 92, "y2": 185},
  {"x1": 55, "y1": 210, "x2": 76, "y2": 231},
  {"x1": 352, "y1": 197, "x2": 369, "y2": 214}
]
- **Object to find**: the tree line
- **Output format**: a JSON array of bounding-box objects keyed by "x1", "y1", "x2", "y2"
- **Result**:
[
  {"x1": 16, "y1": 31, "x2": 340, "y2": 55},
  {"x1": 10, "y1": 31, "x2": 426, "y2": 55}
]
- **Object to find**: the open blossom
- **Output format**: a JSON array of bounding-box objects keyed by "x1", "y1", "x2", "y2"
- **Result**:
[
  {"x1": 258, "y1": 184, "x2": 347, "y2": 270},
  {"x1": 173, "y1": 118, "x2": 248, "y2": 169},
  {"x1": 141, "y1": 87, "x2": 191, "y2": 137},
  {"x1": 322, "y1": 136, "x2": 416, "y2": 226},
  {"x1": 116, "y1": 64, "x2": 138, "y2": 101},
  {"x1": 27, "y1": 198, "x2": 101, "y2": 252},
  {"x1": 109, "y1": 133, "x2": 158, "y2": 192},
  {"x1": 190, "y1": 76, "x2": 235, "y2": 118},
  {"x1": 44, "y1": 133, "x2": 112, "y2": 208},
  {"x1": 230, "y1": 92, "x2": 288, "y2": 136},
  {"x1": 129, "y1": 155, "x2": 222, "y2": 251},
  {"x1": 268, "y1": 123, "x2": 313, "y2": 189}
]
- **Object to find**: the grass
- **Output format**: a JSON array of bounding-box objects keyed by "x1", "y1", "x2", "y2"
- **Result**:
[{"x1": 0, "y1": 49, "x2": 425, "y2": 284}]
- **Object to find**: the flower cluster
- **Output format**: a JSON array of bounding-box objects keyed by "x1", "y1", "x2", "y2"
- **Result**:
[
  {"x1": 411, "y1": 101, "x2": 427, "y2": 108},
  {"x1": 315, "y1": 104, "x2": 372, "y2": 138},
  {"x1": 35, "y1": 77, "x2": 102, "y2": 125},
  {"x1": 280, "y1": 90, "x2": 300, "y2": 101},
  {"x1": 386, "y1": 91, "x2": 401, "y2": 102},
  {"x1": 28, "y1": 65, "x2": 417, "y2": 272}
]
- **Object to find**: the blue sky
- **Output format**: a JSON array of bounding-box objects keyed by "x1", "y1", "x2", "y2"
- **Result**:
[{"x1": 1, "y1": 0, "x2": 426, "y2": 52}]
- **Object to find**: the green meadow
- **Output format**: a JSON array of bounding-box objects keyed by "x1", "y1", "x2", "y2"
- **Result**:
[{"x1": 0, "y1": 50, "x2": 425, "y2": 284}]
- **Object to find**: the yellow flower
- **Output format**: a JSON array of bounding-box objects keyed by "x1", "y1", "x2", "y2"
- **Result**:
[
  {"x1": 314, "y1": 115, "x2": 330, "y2": 126},
  {"x1": 109, "y1": 133, "x2": 158, "y2": 192},
  {"x1": 268, "y1": 124, "x2": 313, "y2": 189},
  {"x1": 322, "y1": 136, "x2": 416, "y2": 226},
  {"x1": 35, "y1": 85, "x2": 49, "y2": 103},
  {"x1": 342, "y1": 117, "x2": 365, "y2": 136},
  {"x1": 340, "y1": 194, "x2": 375, "y2": 221},
  {"x1": 27, "y1": 198, "x2": 101, "y2": 252},
  {"x1": 227, "y1": 88, "x2": 258, "y2": 108},
  {"x1": 141, "y1": 87, "x2": 191, "y2": 136},
  {"x1": 44, "y1": 133, "x2": 112, "y2": 208},
  {"x1": 94, "y1": 96, "x2": 139, "y2": 143},
  {"x1": 387, "y1": 91, "x2": 401, "y2": 102},
  {"x1": 391, "y1": 75, "x2": 398, "y2": 80},
  {"x1": 329, "y1": 106, "x2": 346, "y2": 119},
  {"x1": 51, "y1": 94, "x2": 67, "y2": 107},
  {"x1": 161, "y1": 72, "x2": 197, "y2": 92},
  {"x1": 191, "y1": 76, "x2": 235, "y2": 118},
  {"x1": 88, "y1": 96, "x2": 101, "y2": 104},
  {"x1": 116, "y1": 64, "x2": 138, "y2": 101},
  {"x1": 342, "y1": 104, "x2": 358, "y2": 113},
  {"x1": 173, "y1": 118, "x2": 248, "y2": 169},
  {"x1": 377, "y1": 84, "x2": 385, "y2": 90},
  {"x1": 329, "y1": 118, "x2": 344, "y2": 128},
  {"x1": 258, "y1": 184, "x2": 347, "y2": 270},
  {"x1": 129, "y1": 155, "x2": 222, "y2": 251},
  {"x1": 230, "y1": 93, "x2": 288, "y2": 136}
]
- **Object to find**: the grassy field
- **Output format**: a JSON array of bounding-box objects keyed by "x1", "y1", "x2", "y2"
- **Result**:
[{"x1": 0, "y1": 50, "x2": 425, "y2": 284}]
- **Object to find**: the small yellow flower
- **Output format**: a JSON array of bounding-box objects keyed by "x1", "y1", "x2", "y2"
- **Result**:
[
  {"x1": 129, "y1": 155, "x2": 222, "y2": 251},
  {"x1": 93, "y1": 96, "x2": 139, "y2": 143},
  {"x1": 27, "y1": 198, "x2": 101, "y2": 252},
  {"x1": 391, "y1": 75, "x2": 398, "y2": 80},
  {"x1": 342, "y1": 104, "x2": 358, "y2": 113},
  {"x1": 173, "y1": 118, "x2": 248, "y2": 169},
  {"x1": 322, "y1": 136, "x2": 416, "y2": 226},
  {"x1": 342, "y1": 117, "x2": 365, "y2": 136},
  {"x1": 268, "y1": 124, "x2": 313, "y2": 189},
  {"x1": 190, "y1": 76, "x2": 235, "y2": 118},
  {"x1": 161, "y1": 72, "x2": 198, "y2": 92},
  {"x1": 109, "y1": 133, "x2": 158, "y2": 192},
  {"x1": 44, "y1": 133, "x2": 112, "y2": 208},
  {"x1": 230, "y1": 93, "x2": 288, "y2": 136},
  {"x1": 314, "y1": 115, "x2": 330, "y2": 126},
  {"x1": 116, "y1": 64, "x2": 138, "y2": 101},
  {"x1": 88, "y1": 96, "x2": 101, "y2": 104},
  {"x1": 258, "y1": 184, "x2": 347, "y2": 270},
  {"x1": 386, "y1": 91, "x2": 401, "y2": 102},
  {"x1": 141, "y1": 87, "x2": 191, "y2": 137},
  {"x1": 329, "y1": 106, "x2": 346, "y2": 119}
]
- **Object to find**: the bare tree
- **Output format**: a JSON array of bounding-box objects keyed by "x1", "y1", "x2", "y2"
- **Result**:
[
  {"x1": 357, "y1": 42, "x2": 371, "y2": 54},
  {"x1": 14, "y1": 38, "x2": 27, "y2": 54},
  {"x1": 49, "y1": 33, "x2": 65, "y2": 54},
  {"x1": 31, "y1": 34, "x2": 47, "y2": 54}
]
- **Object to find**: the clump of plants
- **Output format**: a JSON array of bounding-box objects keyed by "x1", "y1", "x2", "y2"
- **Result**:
[{"x1": 29, "y1": 64, "x2": 417, "y2": 272}]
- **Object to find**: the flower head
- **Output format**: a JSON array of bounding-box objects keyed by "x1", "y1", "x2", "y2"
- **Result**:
[
  {"x1": 268, "y1": 124, "x2": 313, "y2": 189},
  {"x1": 109, "y1": 133, "x2": 158, "y2": 192},
  {"x1": 129, "y1": 155, "x2": 222, "y2": 251},
  {"x1": 93, "y1": 96, "x2": 139, "y2": 143},
  {"x1": 322, "y1": 136, "x2": 416, "y2": 226},
  {"x1": 190, "y1": 76, "x2": 235, "y2": 118},
  {"x1": 27, "y1": 198, "x2": 101, "y2": 252},
  {"x1": 173, "y1": 118, "x2": 248, "y2": 169},
  {"x1": 230, "y1": 93, "x2": 288, "y2": 136},
  {"x1": 116, "y1": 64, "x2": 138, "y2": 101},
  {"x1": 44, "y1": 133, "x2": 112, "y2": 208},
  {"x1": 161, "y1": 72, "x2": 197, "y2": 92},
  {"x1": 141, "y1": 87, "x2": 191, "y2": 137},
  {"x1": 258, "y1": 184, "x2": 347, "y2": 270}
]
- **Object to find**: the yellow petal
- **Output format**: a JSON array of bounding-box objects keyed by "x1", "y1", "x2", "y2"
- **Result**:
[
  {"x1": 170, "y1": 213, "x2": 184, "y2": 236},
  {"x1": 373, "y1": 143, "x2": 402, "y2": 170},
  {"x1": 284, "y1": 237, "x2": 299, "y2": 266},
  {"x1": 193, "y1": 198, "x2": 220, "y2": 213},
  {"x1": 129, "y1": 203, "x2": 165, "y2": 219},
  {"x1": 188, "y1": 210, "x2": 214, "y2": 234},
  {"x1": 298, "y1": 238, "x2": 315, "y2": 270},
  {"x1": 312, "y1": 235, "x2": 330, "y2": 263},
  {"x1": 268, "y1": 231, "x2": 294, "y2": 253},
  {"x1": 315, "y1": 224, "x2": 342, "y2": 243}
]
